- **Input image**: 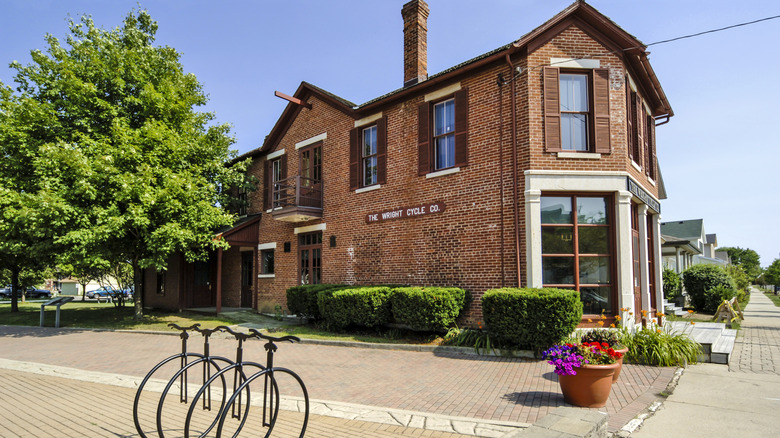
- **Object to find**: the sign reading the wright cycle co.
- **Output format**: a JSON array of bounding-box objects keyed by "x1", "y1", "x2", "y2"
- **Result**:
[{"x1": 365, "y1": 202, "x2": 446, "y2": 224}]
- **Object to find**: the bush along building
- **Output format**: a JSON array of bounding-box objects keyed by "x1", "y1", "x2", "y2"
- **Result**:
[{"x1": 144, "y1": 0, "x2": 672, "y2": 329}]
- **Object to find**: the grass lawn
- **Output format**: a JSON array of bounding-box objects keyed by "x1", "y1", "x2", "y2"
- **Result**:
[
  {"x1": 0, "y1": 300, "x2": 240, "y2": 330},
  {"x1": 0, "y1": 299, "x2": 443, "y2": 344},
  {"x1": 764, "y1": 292, "x2": 780, "y2": 307}
]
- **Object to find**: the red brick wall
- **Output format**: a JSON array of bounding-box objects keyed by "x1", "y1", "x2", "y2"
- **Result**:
[{"x1": 250, "y1": 23, "x2": 662, "y2": 325}]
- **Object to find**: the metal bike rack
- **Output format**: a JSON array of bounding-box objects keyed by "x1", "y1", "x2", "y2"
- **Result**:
[{"x1": 133, "y1": 324, "x2": 309, "y2": 438}]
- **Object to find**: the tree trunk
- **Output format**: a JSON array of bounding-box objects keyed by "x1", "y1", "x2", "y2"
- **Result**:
[
  {"x1": 81, "y1": 283, "x2": 86, "y2": 301},
  {"x1": 10, "y1": 267, "x2": 19, "y2": 313},
  {"x1": 133, "y1": 259, "x2": 143, "y2": 319}
]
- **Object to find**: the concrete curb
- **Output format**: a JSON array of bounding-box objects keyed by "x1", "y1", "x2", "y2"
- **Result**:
[
  {"x1": 500, "y1": 407, "x2": 608, "y2": 438},
  {"x1": 611, "y1": 366, "x2": 685, "y2": 437}
]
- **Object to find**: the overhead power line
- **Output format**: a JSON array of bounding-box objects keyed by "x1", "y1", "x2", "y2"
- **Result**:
[{"x1": 646, "y1": 14, "x2": 780, "y2": 47}]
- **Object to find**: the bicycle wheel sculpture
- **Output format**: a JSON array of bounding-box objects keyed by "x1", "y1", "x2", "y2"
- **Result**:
[{"x1": 133, "y1": 324, "x2": 309, "y2": 437}]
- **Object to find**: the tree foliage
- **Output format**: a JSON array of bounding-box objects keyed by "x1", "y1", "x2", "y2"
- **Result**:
[
  {"x1": 765, "y1": 259, "x2": 780, "y2": 287},
  {"x1": 718, "y1": 247, "x2": 761, "y2": 281},
  {"x1": 0, "y1": 10, "x2": 249, "y2": 316}
]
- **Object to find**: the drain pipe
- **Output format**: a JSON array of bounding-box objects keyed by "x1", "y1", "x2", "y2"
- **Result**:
[{"x1": 505, "y1": 54, "x2": 521, "y2": 287}]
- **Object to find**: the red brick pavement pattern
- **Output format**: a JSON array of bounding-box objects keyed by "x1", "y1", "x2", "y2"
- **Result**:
[
  {"x1": 0, "y1": 369, "x2": 471, "y2": 437},
  {"x1": 0, "y1": 327, "x2": 674, "y2": 432}
]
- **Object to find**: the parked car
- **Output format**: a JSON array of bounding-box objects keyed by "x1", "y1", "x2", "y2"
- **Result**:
[
  {"x1": 87, "y1": 287, "x2": 116, "y2": 299},
  {"x1": 0, "y1": 286, "x2": 51, "y2": 299},
  {"x1": 24, "y1": 287, "x2": 52, "y2": 299}
]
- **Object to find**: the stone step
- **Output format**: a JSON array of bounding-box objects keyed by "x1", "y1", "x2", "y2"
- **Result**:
[
  {"x1": 666, "y1": 321, "x2": 734, "y2": 364},
  {"x1": 711, "y1": 329, "x2": 737, "y2": 364}
]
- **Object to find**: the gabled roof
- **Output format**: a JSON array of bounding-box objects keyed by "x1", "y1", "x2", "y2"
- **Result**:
[
  {"x1": 244, "y1": 0, "x2": 672, "y2": 160},
  {"x1": 660, "y1": 219, "x2": 704, "y2": 240},
  {"x1": 705, "y1": 233, "x2": 718, "y2": 246}
]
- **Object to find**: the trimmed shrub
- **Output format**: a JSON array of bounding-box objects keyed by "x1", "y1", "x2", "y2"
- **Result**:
[
  {"x1": 482, "y1": 287, "x2": 582, "y2": 353},
  {"x1": 390, "y1": 287, "x2": 468, "y2": 332},
  {"x1": 286, "y1": 284, "x2": 345, "y2": 320},
  {"x1": 318, "y1": 286, "x2": 392, "y2": 329},
  {"x1": 663, "y1": 268, "x2": 682, "y2": 300},
  {"x1": 704, "y1": 284, "x2": 737, "y2": 314},
  {"x1": 682, "y1": 265, "x2": 735, "y2": 313}
]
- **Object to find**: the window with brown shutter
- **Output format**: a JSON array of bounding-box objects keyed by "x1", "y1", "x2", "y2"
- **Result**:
[
  {"x1": 349, "y1": 116, "x2": 387, "y2": 190},
  {"x1": 629, "y1": 90, "x2": 640, "y2": 164},
  {"x1": 417, "y1": 88, "x2": 468, "y2": 174},
  {"x1": 545, "y1": 67, "x2": 610, "y2": 153}
]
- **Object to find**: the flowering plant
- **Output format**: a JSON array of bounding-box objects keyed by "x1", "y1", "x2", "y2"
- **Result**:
[{"x1": 542, "y1": 342, "x2": 623, "y2": 375}]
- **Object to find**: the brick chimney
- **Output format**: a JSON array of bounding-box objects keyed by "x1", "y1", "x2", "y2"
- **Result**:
[{"x1": 401, "y1": 0, "x2": 429, "y2": 87}]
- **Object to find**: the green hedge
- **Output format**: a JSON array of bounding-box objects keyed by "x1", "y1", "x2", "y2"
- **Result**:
[
  {"x1": 682, "y1": 265, "x2": 735, "y2": 313},
  {"x1": 318, "y1": 286, "x2": 392, "y2": 329},
  {"x1": 390, "y1": 287, "x2": 469, "y2": 332},
  {"x1": 663, "y1": 268, "x2": 682, "y2": 300},
  {"x1": 286, "y1": 284, "x2": 346, "y2": 320},
  {"x1": 482, "y1": 287, "x2": 582, "y2": 353}
]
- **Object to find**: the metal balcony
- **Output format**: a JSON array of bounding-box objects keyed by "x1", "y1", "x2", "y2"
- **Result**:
[{"x1": 270, "y1": 176, "x2": 323, "y2": 222}]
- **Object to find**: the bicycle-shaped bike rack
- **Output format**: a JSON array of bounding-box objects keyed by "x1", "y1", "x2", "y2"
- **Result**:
[{"x1": 133, "y1": 323, "x2": 309, "y2": 437}]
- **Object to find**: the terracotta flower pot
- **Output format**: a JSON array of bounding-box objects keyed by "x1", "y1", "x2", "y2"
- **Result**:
[
  {"x1": 557, "y1": 362, "x2": 618, "y2": 408},
  {"x1": 612, "y1": 346, "x2": 629, "y2": 383}
]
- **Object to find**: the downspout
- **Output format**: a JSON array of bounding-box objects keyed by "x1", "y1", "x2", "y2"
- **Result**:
[
  {"x1": 497, "y1": 73, "x2": 506, "y2": 287},
  {"x1": 505, "y1": 54, "x2": 521, "y2": 287}
]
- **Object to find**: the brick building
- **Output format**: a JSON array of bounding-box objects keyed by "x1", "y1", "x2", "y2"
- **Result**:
[{"x1": 145, "y1": 0, "x2": 672, "y2": 327}]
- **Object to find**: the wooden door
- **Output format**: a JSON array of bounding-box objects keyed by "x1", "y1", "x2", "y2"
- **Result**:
[{"x1": 240, "y1": 251, "x2": 253, "y2": 308}]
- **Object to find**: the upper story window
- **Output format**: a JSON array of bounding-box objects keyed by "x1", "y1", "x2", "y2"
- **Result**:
[
  {"x1": 559, "y1": 74, "x2": 589, "y2": 151},
  {"x1": 350, "y1": 117, "x2": 386, "y2": 190},
  {"x1": 362, "y1": 125, "x2": 378, "y2": 186},
  {"x1": 417, "y1": 88, "x2": 469, "y2": 175},
  {"x1": 264, "y1": 154, "x2": 287, "y2": 210},
  {"x1": 544, "y1": 67, "x2": 610, "y2": 154},
  {"x1": 433, "y1": 98, "x2": 456, "y2": 169},
  {"x1": 237, "y1": 185, "x2": 248, "y2": 216}
]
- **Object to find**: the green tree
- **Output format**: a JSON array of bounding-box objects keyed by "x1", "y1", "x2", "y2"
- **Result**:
[
  {"x1": 765, "y1": 259, "x2": 780, "y2": 287},
  {"x1": 1, "y1": 10, "x2": 249, "y2": 317},
  {"x1": 718, "y1": 247, "x2": 761, "y2": 281}
]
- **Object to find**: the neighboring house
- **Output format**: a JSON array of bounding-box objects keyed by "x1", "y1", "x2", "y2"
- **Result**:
[
  {"x1": 661, "y1": 219, "x2": 726, "y2": 273},
  {"x1": 144, "y1": 0, "x2": 672, "y2": 327}
]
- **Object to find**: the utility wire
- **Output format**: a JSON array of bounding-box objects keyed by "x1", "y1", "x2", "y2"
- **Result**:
[
  {"x1": 521, "y1": 12, "x2": 780, "y2": 75},
  {"x1": 646, "y1": 14, "x2": 780, "y2": 48}
]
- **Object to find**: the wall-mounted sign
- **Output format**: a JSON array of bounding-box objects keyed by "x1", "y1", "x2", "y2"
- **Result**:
[
  {"x1": 627, "y1": 178, "x2": 661, "y2": 213},
  {"x1": 366, "y1": 202, "x2": 446, "y2": 224}
]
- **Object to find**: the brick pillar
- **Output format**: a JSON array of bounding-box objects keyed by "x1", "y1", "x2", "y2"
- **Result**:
[{"x1": 401, "y1": 0, "x2": 429, "y2": 87}]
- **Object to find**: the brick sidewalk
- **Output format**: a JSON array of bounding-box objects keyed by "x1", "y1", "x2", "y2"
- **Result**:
[
  {"x1": 729, "y1": 288, "x2": 780, "y2": 374},
  {"x1": 0, "y1": 326, "x2": 675, "y2": 434},
  {"x1": 0, "y1": 368, "x2": 471, "y2": 437}
]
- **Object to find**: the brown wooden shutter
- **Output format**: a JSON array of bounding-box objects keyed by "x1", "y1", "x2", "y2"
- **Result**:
[
  {"x1": 417, "y1": 101, "x2": 430, "y2": 175},
  {"x1": 634, "y1": 93, "x2": 643, "y2": 164},
  {"x1": 626, "y1": 79, "x2": 634, "y2": 159},
  {"x1": 349, "y1": 127, "x2": 359, "y2": 190},
  {"x1": 263, "y1": 159, "x2": 271, "y2": 210},
  {"x1": 593, "y1": 68, "x2": 611, "y2": 154},
  {"x1": 454, "y1": 88, "x2": 469, "y2": 167},
  {"x1": 377, "y1": 116, "x2": 387, "y2": 184},
  {"x1": 280, "y1": 153, "x2": 287, "y2": 180},
  {"x1": 648, "y1": 116, "x2": 657, "y2": 180},
  {"x1": 543, "y1": 67, "x2": 562, "y2": 152}
]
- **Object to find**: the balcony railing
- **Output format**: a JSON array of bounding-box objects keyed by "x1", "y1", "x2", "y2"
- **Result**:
[{"x1": 270, "y1": 176, "x2": 323, "y2": 222}]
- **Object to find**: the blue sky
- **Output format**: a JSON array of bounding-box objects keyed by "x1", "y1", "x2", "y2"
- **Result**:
[{"x1": 2, "y1": 0, "x2": 779, "y2": 266}]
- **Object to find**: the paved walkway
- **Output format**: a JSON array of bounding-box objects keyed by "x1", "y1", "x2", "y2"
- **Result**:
[
  {"x1": 0, "y1": 323, "x2": 674, "y2": 437},
  {"x1": 630, "y1": 287, "x2": 780, "y2": 437}
]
